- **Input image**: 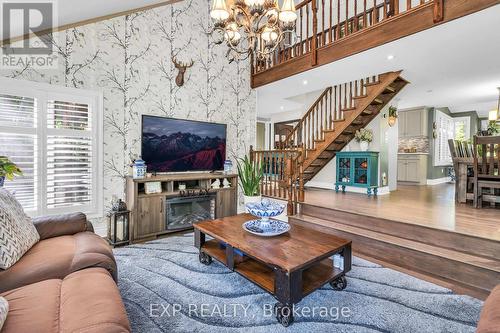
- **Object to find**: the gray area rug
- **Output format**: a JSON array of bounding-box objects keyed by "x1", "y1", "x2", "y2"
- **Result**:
[{"x1": 114, "y1": 234, "x2": 483, "y2": 333}]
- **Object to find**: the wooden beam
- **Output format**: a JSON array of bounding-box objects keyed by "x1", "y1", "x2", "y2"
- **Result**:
[
  {"x1": 251, "y1": 0, "x2": 500, "y2": 88},
  {"x1": 1, "y1": 0, "x2": 182, "y2": 47}
]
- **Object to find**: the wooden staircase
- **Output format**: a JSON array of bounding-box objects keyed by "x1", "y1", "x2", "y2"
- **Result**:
[
  {"x1": 281, "y1": 71, "x2": 409, "y2": 182},
  {"x1": 250, "y1": 71, "x2": 408, "y2": 214}
]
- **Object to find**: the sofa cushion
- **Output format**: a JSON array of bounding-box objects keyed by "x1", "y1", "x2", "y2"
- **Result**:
[
  {"x1": 0, "y1": 231, "x2": 117, "y2": 293},
  {"x1": 0, "y1": 189, "x2": 40, "y2": 269},
  {"x1": 0, "y1": 296, "x2": 8, "y2": 331},
  {"x1": 1, "y1": 268, "x2": 130, "y2": 333},
  {"x1": 477, "y1": 285, "x2": 500, "y2": 333}
]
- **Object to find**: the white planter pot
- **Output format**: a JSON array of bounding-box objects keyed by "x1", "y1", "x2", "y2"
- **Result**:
[
  {"x1": 360, "y1": 141, "x2": 369, "y2": 151},
  {"x1": 244, "y1": 195, "x2": 261, "y2": 212}
]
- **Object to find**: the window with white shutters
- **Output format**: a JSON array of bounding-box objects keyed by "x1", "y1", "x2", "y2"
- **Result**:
[
  {"x1": 434, "y1": 110, "x2": 454, "y2": 167},
  {"x1": 0, "y1": 78, "x2": 102, "y2": 217}
]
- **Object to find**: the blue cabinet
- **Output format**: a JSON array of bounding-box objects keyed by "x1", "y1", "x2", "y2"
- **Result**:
[{"x1": 335, "y1": 151, "x2": 379, "y2": 196}]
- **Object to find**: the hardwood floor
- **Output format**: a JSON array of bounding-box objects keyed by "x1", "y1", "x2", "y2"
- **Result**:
[{"x1": 304, "y1": 183, "x2": 500, "y2": 241}]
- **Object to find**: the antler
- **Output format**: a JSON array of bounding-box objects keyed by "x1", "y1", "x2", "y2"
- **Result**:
[{"x1": 171, "y1": 56, "x2": 193, "y2": 68}]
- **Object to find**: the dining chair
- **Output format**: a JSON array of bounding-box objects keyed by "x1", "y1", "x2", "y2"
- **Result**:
[{"x1": 473, "y1": 135, "x2": 500, "y2": 208}]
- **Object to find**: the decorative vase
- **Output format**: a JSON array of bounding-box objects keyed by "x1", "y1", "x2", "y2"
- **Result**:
[
  {"x1": 360, "y1": 141, "x2": 369, "y2": 151},
  {"x1": 223, "y1": 160, "x2": 233, "y2": 174},
  {"x1": 132, "y1": 158, "x2": 147, "y2": 179},
  {"x1": 0, "y1": 176, "x2": 4, "y2": 187},
  {"x1": 244, "y1": 195, "x2": 261, "y2": 212},
  {"x1": 245, "y1": 199, "x2": 286, "y2": 231}
]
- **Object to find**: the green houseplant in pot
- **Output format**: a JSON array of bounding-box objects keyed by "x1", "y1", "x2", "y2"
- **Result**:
[
  {"x1": 355, "y1": 128, "x2": 373, "y2": 151},
  {"x1": 0, "y1": 156, "x2": 23, "y2": 187},
  {"x1": 237, "y1": 154, "x2": 264, "y2": 205}
]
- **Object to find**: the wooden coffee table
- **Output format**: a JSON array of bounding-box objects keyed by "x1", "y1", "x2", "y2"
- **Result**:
[{"x1": 194, "y1": 213, "x2": 352, "y2": 327}]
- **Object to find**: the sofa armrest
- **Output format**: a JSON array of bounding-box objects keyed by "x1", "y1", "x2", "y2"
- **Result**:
[
  {"x1": 32, "y1": 212, "x2": 93, "y2": 240},
  {"x1": 477, "y1": 285, "x2": 500, "y2": 333}
]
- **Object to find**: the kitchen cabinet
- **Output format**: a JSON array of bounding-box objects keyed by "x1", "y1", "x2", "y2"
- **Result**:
[
  {"x1": 399, "y1": 108, "x2": 428, "y2": 138},
  {"x1": 397, "y1": 154, "x2": 428, "y2": 185}
]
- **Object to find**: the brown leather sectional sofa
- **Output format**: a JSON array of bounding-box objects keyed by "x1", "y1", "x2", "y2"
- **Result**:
[
  {"x1": 477, "y1": 285, "x2": 500, "y2": 333},
  {"x1": 0, "y1": 213, "x2": 130, "y2": 333}
]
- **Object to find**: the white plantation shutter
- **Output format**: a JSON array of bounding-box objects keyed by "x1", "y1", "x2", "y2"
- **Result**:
[
  {"x1": 0, "y1": 78, "x2": 102, "y2": 216},
  {"x1": 0, "y1": 94, "x2": 38, "y2": 210},
  {"x1": 434, "y1": 110, "x2": 454, "y2": 166}
]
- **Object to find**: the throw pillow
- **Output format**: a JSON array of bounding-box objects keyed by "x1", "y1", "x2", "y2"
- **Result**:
[
  {"x1": 0, "y1": 189, "x2": 40, "y2": 269},
  {"x1": 0, "y1": 296, "x2": 8, "y2": 330}
]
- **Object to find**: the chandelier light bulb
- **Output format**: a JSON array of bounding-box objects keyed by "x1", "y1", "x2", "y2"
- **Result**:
[
  {"x1": 211, "y1": 0, "x2": 230, "y2": 21},
  {"x1": 261, "y1": 26, "x2": 279, "y2": 42},
  {"x1": 224, "y1": 22, "x2": 241, "y2": 43},
  {"x1": 279, "y1": 0, "x2": 297, "y2": 22}
]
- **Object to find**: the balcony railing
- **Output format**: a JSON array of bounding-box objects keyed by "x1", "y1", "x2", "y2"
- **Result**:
[{"x1": 250, "y1": 0, "x2": 497, "y2": 87}]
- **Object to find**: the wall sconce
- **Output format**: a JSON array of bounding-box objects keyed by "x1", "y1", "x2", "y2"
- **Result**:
[{"x1": 384, "y1": 106, "x2": 398, "y2": 127}]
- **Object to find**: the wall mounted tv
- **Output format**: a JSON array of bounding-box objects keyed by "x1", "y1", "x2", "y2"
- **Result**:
[{"x1": 141, "y1": 116, "x2": 227, "y2": 173}]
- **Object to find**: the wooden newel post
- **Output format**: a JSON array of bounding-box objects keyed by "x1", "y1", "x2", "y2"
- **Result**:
[
  {"x1": 433, "y1": 0, "x2": 444, "y2": 23},
  {"x1": 298, "y1": 146, "x2": 305, "y2": 203}
]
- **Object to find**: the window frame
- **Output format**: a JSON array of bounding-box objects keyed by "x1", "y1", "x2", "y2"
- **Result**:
[
  {"x1": 452, "y1": 116, "x2": 471, "y2": 141},
  {"x1": 0, "y1": 77, "x2": 104, "y2": 218}
]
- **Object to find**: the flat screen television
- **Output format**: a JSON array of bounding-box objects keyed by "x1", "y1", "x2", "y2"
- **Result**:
[{"x1": 141, "y1": 116, "x2": 227, "y2": 173}]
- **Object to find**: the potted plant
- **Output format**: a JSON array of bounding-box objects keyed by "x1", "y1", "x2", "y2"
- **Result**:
[
  {"x1": 355, "y1": 128, "x2": 373, "y2": 151},
  {"x1": 237, "y1": 154, "x2": 263, "y2": 205},
  {"x1": 387, "y1": 106, "x2": 398, "y2": 127},
  {"x1": 0, "y1": 156, "x2": 23, "y2": 187}
]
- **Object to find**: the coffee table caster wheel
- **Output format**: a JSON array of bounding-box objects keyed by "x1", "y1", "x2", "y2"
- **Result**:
[
  {"x1": 330, "y1": 276, "x2": 347, "y2": 290},
  {"x1": 275, "y1": 303, "x2": 294, "y2": 327},
  {"x1": 199, "y1": 252, "x2": 212, "y2": 265}
]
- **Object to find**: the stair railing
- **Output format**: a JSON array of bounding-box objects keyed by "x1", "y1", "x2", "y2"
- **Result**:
[
  {"x1": 280, "y1": 75, "x2": 380, "y2": 158},
  {"x1": 253, "y1": 0, "x2": 436, "y2": 74},
  {"x1": 250, "y1": 145, "x2": 305, "y2": 215}
]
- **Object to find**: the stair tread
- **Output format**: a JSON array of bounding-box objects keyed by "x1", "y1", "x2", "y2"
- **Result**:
[
  {"x1": 292, "y1": 214, "x2": 500, "y2": 272},
  {"x1": 383, "y1": 86, "x2": 396, "y2": 93},
  {"x1": 353, "y1": 94, "x2": 368, "y2": 100},
  {"x1": 332, "y1": 119, "x2": 346, "y2": 123},
  {"x1": 341, "y1": 107, "x2": 357, "y2": 112}
]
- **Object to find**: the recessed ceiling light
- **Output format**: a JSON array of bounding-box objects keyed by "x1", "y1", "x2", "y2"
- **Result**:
[
  {"x1": 387, "y1": 55, "x2": 395, "y2": 60},
  {"x1": 427, "y1": 89, "x2": 433, "y2": 93},
  {"x1": 303, "y1": 80, "x2": 308, "y2": 85},
  {"x1": 280, "y1": 106, "x2": 284, "y2": 110}
]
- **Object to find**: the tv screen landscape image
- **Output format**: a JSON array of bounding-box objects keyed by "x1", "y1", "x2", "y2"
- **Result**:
[{"x1": 141, "y1": 116, "x2": 227, "y2": 173}]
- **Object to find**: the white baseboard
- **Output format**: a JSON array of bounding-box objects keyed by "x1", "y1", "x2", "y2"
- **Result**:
[
  {"x1": 426, "y1": 177, "x2": 452, "y2": 185},
  {"x1": 305, "y1": 180, "x2": 390, "y2": 195}
]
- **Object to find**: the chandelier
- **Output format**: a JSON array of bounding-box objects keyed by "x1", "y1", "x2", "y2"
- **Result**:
[{"x1": 210, "y1": 0, "x2": 298, "y2": 63}]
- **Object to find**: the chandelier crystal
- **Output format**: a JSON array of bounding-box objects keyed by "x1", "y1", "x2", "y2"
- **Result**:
[{"x1": 210, "y1": 0, "x2": 298, "y2": 63}]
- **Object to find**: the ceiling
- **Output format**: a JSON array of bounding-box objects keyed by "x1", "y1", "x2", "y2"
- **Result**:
[
  {"x1": 257, "y1": 4, "x2": 500, "y2": 119},
  {"x1": 1, "y1": 0, "x2": 175, "y2": 40}
]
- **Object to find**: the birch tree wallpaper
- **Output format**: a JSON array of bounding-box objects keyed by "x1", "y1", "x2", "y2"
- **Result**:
[{"x1": 1, "y1": 0, "x2": 256, "y2": 228}]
